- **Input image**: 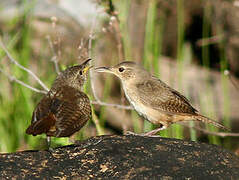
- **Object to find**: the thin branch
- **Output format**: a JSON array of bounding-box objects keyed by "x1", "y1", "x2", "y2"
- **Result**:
[
  {"x1": 0, "y1": 40, "x2": 49, "y2": 91},
  {"x1": 107, "y1": 0, "x2": 127, "y2": 133},
  {"x1": 91, "y1": 100, "x2": 133, "y2": 110},
  {"x1": 0, "y1": 68, "x2": 47, "y2": 94},
  {"x1": 86, "y1": 4, "x2": 132, "y2": 111},
  {"x1": 46, "y1": 35, "x2": 60, "y2": 75},
  {"x1": 196, "y1": 34, "x2": 224, "y2": 47},
  {"x1": 224, "y1": 70, "x2": 239, "y2": 91},
  {"x1": 108, "y1": 0, "x2": 125, "y2": 61},
  {"x1": 88, "y1": 5, "x2": 104, "y2": 103},
  {"x1": 181, "y1": 123, "x2": 239, "y2": 137}
]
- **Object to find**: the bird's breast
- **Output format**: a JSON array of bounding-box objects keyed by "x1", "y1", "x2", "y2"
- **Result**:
[
  {"x1": 122, "y1": 84, "x2": 170, "y2": 125},
  {"x1": 123, "y1": 85, "x2": 149, "y2": 119}
]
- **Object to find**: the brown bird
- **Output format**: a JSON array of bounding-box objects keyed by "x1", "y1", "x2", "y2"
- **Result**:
[
  {"x1": 95, "y1": 61, "x2": 229, "y2": 136},
  {"x1": 26, "y1": 59, "x2": 92, "y2": 146}
]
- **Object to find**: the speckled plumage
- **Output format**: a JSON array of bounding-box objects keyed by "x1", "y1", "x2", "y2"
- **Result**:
[
  {"x1": 26, "y1": 59, "x2": 92, "y2": 138},
  {"x1": 95, "y1": 61, "x2": 229, "y2": 135}
]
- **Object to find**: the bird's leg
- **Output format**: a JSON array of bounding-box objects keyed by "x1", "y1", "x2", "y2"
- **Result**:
[
  {"x1": 125, "y1": 131, "x2": 141, "y2": 136},
  {"x1": 126, "y1": 126, "x2": 166, "y2": 137},
  {"x1": 142, "y1": 126, "x2": 166, "y2": 136},
  {"x1": 46, "y1": 136, "x2": 52, "y2": 150}
]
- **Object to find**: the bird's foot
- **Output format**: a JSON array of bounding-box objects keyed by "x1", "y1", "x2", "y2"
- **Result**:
[
  {"x1": 46, "y1": 136, "x2": 53, "y2": 151},
  {"x1": 126, "y1": 126, "x2": 166, "y2": 137},
  {"x1": 125, "y1": 131, "x2": 161, "y2": 137},
  {"x1": 125, "y1": 131, "x2": 140, "y2": 136}
]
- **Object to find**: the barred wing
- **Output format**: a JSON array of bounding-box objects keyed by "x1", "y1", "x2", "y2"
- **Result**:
[
  {"x1": 26, "y1": 86, "x2": 91, "y2": 137},
  {"x1": 136, "y1": 79, "x2": 197, "y2": 115}
]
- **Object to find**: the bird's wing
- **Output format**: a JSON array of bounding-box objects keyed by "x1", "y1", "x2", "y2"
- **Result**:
[
  {"x1": 26, "y1": 95, "x2": 56, "y2": 136},
  {"x1": 136, "y1": 78, "x2": 198, "y2": 115},
  {"x1": 50, "y1": 85, "x2": 91, "y2": 137},
  {"x1": 26, "y1": 86, "x2": 91, "y2": 137}
]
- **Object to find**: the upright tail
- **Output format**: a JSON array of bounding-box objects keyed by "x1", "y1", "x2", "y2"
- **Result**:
[{"x1": 192, "y1": 114, "x2": 230, "y2": 131}]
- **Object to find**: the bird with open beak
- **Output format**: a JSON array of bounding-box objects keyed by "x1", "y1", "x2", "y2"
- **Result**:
[{"x1": 26, "y1": 59, "x2": 92, "y2": 147}]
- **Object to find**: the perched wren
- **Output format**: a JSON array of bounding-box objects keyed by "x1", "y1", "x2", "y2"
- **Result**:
[
  {"x1": 95, "y1": 61, "x2": 229, "y2": 136},
  {"x1": 26, "y1": 59, "x2": 92, "y2": 144}
]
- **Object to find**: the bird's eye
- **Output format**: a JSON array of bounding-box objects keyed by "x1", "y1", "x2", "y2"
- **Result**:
[
  {"x1": 118, "y1": 67, "x2": 124, "y2": 72},
  {"x1": 79, "y1": 70, "x2": 83, "y2": 75}
]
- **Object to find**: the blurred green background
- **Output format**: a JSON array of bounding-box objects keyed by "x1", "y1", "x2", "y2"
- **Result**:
[{"x1": 0, "y1": 0, "x2": 239, "y2": 154}]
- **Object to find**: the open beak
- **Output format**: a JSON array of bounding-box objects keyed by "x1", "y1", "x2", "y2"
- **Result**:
[
  {"x1": 82, "y1": 58, "x2": 91, "y2": 66},
  {"x1": 83, "y1": 65, "x2": 93, "y2": 74},
  {"x1": 82, "y1": 58, "x2": 93, "y2": 74},
  {"x1": 94, "y1": 67, "x2": 113, "y2": 73}
]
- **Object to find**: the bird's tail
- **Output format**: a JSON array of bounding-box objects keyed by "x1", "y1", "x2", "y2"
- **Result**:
[{"x1": 191, "y1": 114, "x2": 230, "y2": 131}]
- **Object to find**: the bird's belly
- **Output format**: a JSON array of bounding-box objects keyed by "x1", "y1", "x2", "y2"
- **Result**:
[
  {"x1": 124, "y1": 89, "x2": 160, "y2": 123},
  {"x1": 124, "y1": 87, "x2": 172, "y2": 126}
]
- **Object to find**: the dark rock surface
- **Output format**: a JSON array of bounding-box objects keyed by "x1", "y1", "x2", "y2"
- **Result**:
[{"x1": 0, "y1": 135, "x2": 238, "y2": 179}]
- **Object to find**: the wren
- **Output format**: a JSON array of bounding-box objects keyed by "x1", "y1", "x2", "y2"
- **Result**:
[
  {"x1": 95, "y1": 61, "x2": 229, "y2": 136},
  {"x1": 26, "y1": 59, "x2": 92, "y2": 145}
]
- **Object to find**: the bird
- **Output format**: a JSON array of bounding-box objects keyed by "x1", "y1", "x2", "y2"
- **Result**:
[
  {"x1": 95, "y1": 61, "x2": 229, "y2": 136},
  {"x1": 26, "y1": 58, "x2": 92, "y2": 147}
]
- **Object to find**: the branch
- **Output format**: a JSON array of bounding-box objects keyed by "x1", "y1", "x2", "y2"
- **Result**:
[
  {"x1": 224, "y1": 70, "x2": 239, "y2": 91},
  {"x1": 46, "y1": 35, "x2": 60, "y2": 75},
  {"x1": 0, "y1": 68, "x2": 47, "y2": 94},
  {"x1": 0, "y1": 40, "x2": 49, "y2": 91},
  {"x1": 91, "y1": 100, "x2": 133, "y2": 110},
  {"x1": 107, "y1": 0, "x2": 127, "y2": 132},
  {"x1": 196, "y1": 34, "x2": 224, "y2": 47},
  {"x1": 181, "y1": 123, "x2": 239, "y2": 137},
  {"x1": 108, "y1": 0, "x2": 125, "y2": 61},
  {"x1": 87, "y1": 4, "x2": 132, "y2": 111}
]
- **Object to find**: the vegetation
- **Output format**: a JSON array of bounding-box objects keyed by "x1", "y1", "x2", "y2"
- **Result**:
[{"x1": 0, "y1": 0, "x2": 238, "y2": 153}]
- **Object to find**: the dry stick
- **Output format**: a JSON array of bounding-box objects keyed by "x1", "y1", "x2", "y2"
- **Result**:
[
  {"x1": 87, "y1": 9, "x2": 107, "y2": 135},
  {"x1": 49, "y1": 16, "x2": 61, "y2": 75},
  {"x1": 0, "y1": 68, "x2": 47, "y2": 94},
  {"x1": 107, "y1": 0, "x2": 128, "y2": 133},
  {"x1": 91, "y1": 100, "x2": 133, "y2": 110},
  {"x1": 110, "y1": 16, "x2": 125, "y2": 61},
  {"x1": 78, "y1": 38, "x2": 87, "y2": 58},
  {"x1": 181, "y1": 123, "x2": 239, "y2": 137},
  {"x1": 108, "y1": 0, "x2": 125, "y2": 61},
  {"x1": 87, "y1": 6, "x2": 132, "y2": 111},
  {"x1": 46, "y1": 35, "x2": 60, "y2": 75},
  {"x1": 196, "y1": 34, "x2": 224, "y2": 47},
  {"x1": 225, "y1": 70, "x2": 239, "y2": 91},
  {"x1": 0, "y1": 40, "x2": 49, "y2": 91}
]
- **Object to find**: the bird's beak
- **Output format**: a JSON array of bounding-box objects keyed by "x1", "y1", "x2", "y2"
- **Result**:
[
  {"x1": 82, "y1": 58, "x2": 91, "y2": 65},
  {"x1": 83, "y1": 65, "x2": 93, "y2": 74},
  {"x1": 82, "y1": 58, "x2": 93, "y2": 74},
  {"x1": 94, "y1": 67, "x2": 113, "y2": 74}
]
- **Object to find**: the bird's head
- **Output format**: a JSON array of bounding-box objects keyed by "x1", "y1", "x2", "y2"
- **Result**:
[
  {"x1": 95, "y1": 61, "x2": 150, "y2": 84},
  {"x1": 53, "y1": 58, "x2": 92, "y2": 90}
]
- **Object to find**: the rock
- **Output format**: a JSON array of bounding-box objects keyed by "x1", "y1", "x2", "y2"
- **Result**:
[{"x1": 0, "y1": 135, "x2": 238, "y2": 179}]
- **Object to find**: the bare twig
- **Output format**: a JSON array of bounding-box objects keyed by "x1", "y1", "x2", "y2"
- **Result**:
[
  {"x1": 0, "y1": 40, "x2": 49, "y2": 91},
  {"x1": 0, "y1": 68, "x2": 47, "y2": 94},
  {"x1": 87, "y1": 3, "x2": 132, "y2": 112},
  {"x1": 224, "y1": 70, "x2": 239, "y2": 91},
  {"x1": 107, "y1": 0, "x2": 127, "y2": 132},
  {"x1": 91, "y1": 100, "x2": 133, "y2": 110},
  {"x1": 46, "y1": 35, "x2": 60, "y2": 75},
  {"x1": 181, "y1": 123, "x2": 239, "y2": 137},
  {"x1": 108, "y1": 0, "x2": 125, "y2": 61},
  {"x1": 88, "y1": 5, "x2": 101, "y2": 103},
  {"x1": 196, "y1": 34, "x2": 224, "y2": 47}
]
